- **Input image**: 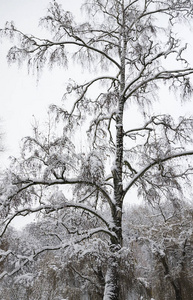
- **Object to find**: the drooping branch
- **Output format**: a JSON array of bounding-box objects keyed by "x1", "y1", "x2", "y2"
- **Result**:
[
  {"x1": 68, "y1": 76, "x2": 120, "y2": 117},
  {"x1": 2, "y1": 24, "x2": 121, "y2": 70},
  {"x1": 0, "y1": 200, "x2": 115, "y2": 238},
  {"x1": 123, "y1": 150, "x2": 193, "y2": 201},
  {"x1": 124, "y1": 114, "x2": 193, "y2": 142},
  {"x1": 124, "y1": 68, "x2": 193, "y2": 101},
  {"x1": 0, "y1": 224, "x2": 116, "y2": 280},
  {"x1": 70, "y1": 265, "x2": 103, "y2": 292},
  {"x1": 13, "y1": 177, "x2": 113, "y2": 209},
  {"x1": 0, "y1": 243, "x2": 67, "y2": 280}
]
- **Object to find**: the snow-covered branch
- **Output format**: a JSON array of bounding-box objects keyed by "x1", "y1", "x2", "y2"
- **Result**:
[
  {"x1": 2, "y1": 25, "x2": 121, "y2": 70},
  {"x1": 0, "y1": 243, "x2": 65, "y2": 280},
  {"x1": 10, "y1": 176, "x2": 113, "y2": 210},
  {"x1": 1, "y1": 197, "x2": 116, "y2": 235},
  {"x1": 123, "y1": 150, "x2": 193, "y2": 200},
  {"x1": 68, "y1": 76, "x2": 120, "y2": 116},
  {"x1": 124, "y1": 68, "x2": 193, "y2": 101},
  {"x1": 0, "y1": 226, "x2": 116, "y2": 280}
]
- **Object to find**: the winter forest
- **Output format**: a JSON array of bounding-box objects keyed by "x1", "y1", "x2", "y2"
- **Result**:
[{"x1": 1, "y1": 0, "x2": 193, "y2": 299}]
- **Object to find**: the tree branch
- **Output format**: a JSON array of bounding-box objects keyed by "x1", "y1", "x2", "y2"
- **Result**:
[
  {"x1": 0, "y1": 226, "x2": 116, "y2": 279},
  {"x1": 1, "y1": 199, "x2": 115, "y2": 237},
  {"x1": 3, "y1": 26, "x2": 121, "y2": 70},
  {"x1": 69, "y1": 76, "x2": 120, "y2": 116},
  {"x1": 123, "y1": 150, "x2": 193, "y2": 200}
]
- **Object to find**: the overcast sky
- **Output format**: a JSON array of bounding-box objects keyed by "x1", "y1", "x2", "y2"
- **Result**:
[{"x1": 0, "y1": 0, "x2": 85, "y2": 167}]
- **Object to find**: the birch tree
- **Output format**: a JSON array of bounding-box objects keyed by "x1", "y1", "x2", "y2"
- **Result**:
[{"x1": 1, "y1": 0, "x2": 193, "y2": 299}]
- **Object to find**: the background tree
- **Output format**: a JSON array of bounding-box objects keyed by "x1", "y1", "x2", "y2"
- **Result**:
[
  {"x1": 1, "y1": 203, "x2": 193, "y2": 300},
  {"x1": 124, "y1": 201, "x2": 193, "y2": 300},
  {"x1": 1, "y1": 0, "x2": 193, "y2": 299}
]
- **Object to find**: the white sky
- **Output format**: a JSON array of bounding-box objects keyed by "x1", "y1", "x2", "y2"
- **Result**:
[{"x1": 0, "y1": 0, "x2": 85, "y2": 167}]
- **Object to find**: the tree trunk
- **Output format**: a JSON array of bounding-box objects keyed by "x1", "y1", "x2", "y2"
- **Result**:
[
  {"x1": 103, "y1": 255, "x2": 119, "y2": 300},
  {"x1": 172, "y1": 279, "x2": 182, "y2": 300},
  {"x1": 160, "y1": 255, "x2": 182, "y2": 300},
  {"x1": 104, "y1": 2, "x2": 126, "y2": 299}
]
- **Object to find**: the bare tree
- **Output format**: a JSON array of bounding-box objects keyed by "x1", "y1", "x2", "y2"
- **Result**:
[{"x1": 1, "y1": 0, "x2": 193, "y2": 299}]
